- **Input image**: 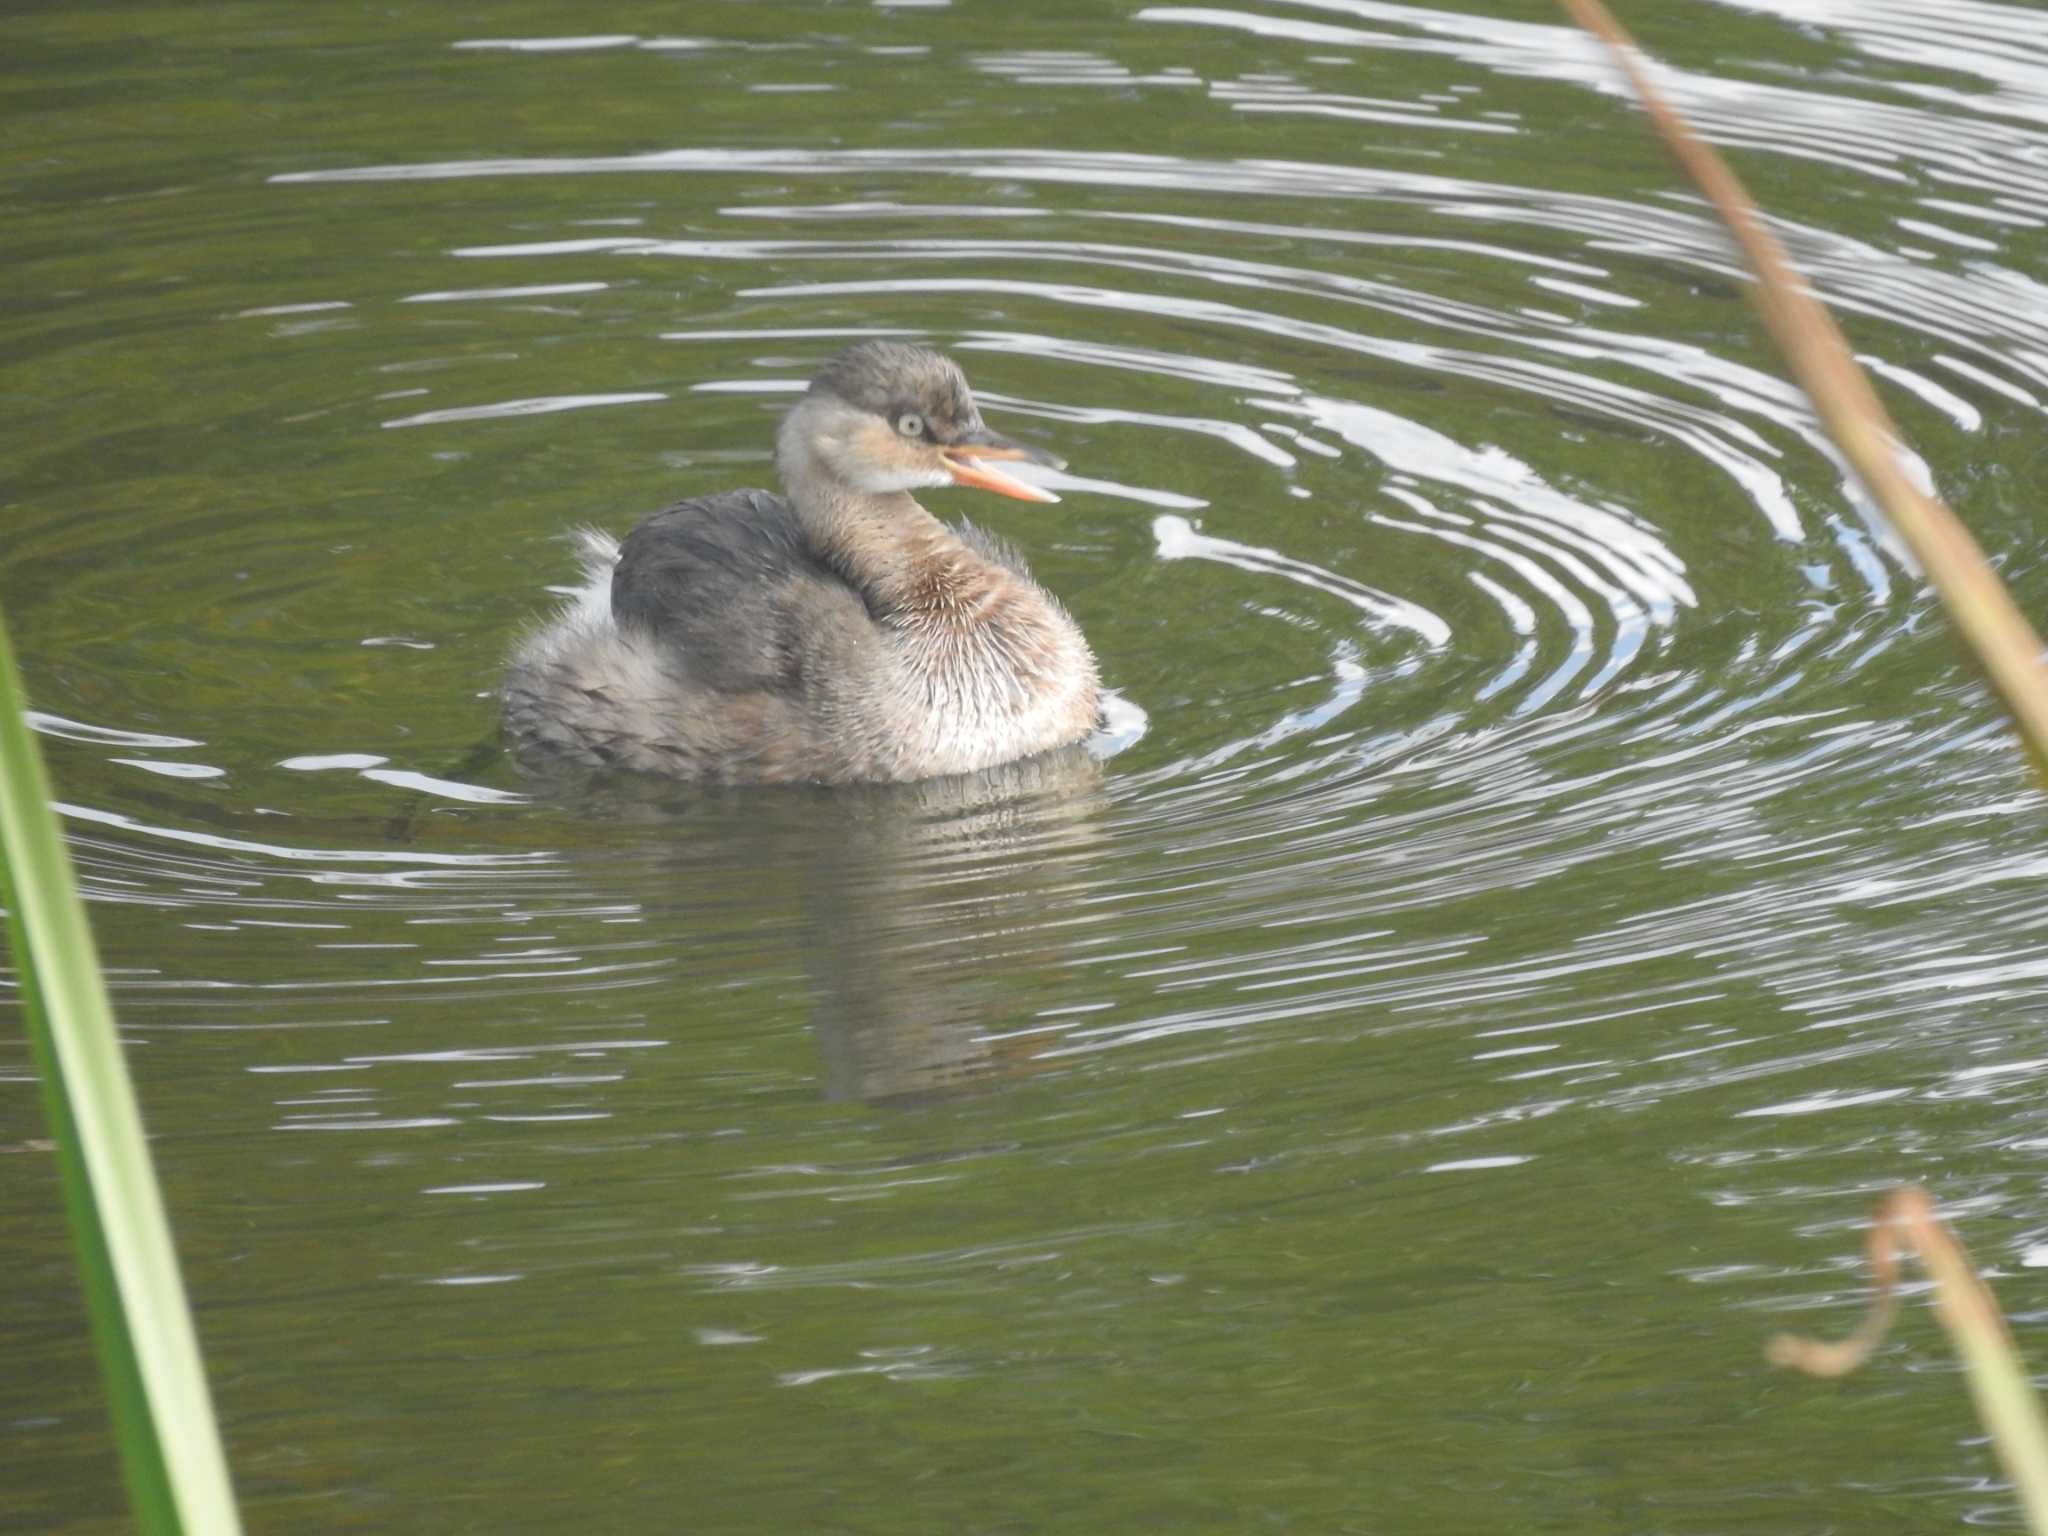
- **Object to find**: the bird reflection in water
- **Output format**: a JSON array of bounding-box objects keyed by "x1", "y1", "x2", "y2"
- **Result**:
[{"x1": 522, "y1": 742, "x2": 1114, "y2": 1105}]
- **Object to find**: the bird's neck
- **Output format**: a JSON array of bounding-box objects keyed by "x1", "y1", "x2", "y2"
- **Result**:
[{"x1": 781, "y1": 462, "x2": 973, "y2": 618}]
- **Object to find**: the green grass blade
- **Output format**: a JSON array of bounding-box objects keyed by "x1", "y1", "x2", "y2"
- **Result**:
[{"x1": 0, "y1": 603, "x2": 243, "y2": 1535}]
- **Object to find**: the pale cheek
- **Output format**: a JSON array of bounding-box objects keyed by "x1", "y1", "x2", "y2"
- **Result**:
[
  {"x1": 830, "y1": 432, "x2": 950, "y2": 494},
  {"x1": 854, "y1": 461, "x2": 953, "y2": 494}
]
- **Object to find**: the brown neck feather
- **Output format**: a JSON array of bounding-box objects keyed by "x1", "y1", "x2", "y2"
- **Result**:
[{"x1": 780, "y1": 473, "x2": 970, "y2": 619}]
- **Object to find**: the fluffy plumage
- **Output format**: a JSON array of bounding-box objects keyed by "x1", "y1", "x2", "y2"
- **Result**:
[{"x1": 502, "y1": 343, "x2": 1099, "y2": 785}]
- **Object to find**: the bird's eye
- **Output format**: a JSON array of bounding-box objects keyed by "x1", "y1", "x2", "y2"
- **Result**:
[{"x1": 895, "y1": 411, "x2": 925, "y2": 440}]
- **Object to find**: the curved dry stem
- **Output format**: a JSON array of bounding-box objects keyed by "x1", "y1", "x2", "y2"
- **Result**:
[
  {"x1": 1764, "y1": 1187, "x2": 2048, "y2": 1534},
  {"x1": 1763, "y1": 1188, "x2": 1909, "y2": 1378}
]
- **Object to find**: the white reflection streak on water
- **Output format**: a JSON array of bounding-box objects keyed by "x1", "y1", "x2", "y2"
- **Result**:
[
  {"x1": 283, "y1": 137, "x2": 2048, "y2": 491},
  {"x1": 1152, "y1": 514, "x2": 1451, "y2": 644},
  {"x1": 1377, "y1": 492, "x2": 1599, "y2": 713},
  {"x1": 56, "y1": 801, "x2": 555, "y2": 870},
  {"x1": 382, "y1": 393, "x2": 666, "y2": 428},
  {"x1": 28, "y1": 711, "x2": 203, "y2": 748}
]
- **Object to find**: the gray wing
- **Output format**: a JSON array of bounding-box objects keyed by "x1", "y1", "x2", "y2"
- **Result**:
[{"x1": 611, "y1": 489, "x2": 872, "y2": 694}]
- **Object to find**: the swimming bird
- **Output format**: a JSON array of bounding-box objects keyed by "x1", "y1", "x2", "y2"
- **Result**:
[{"x1": 502, "y1": 341, "x2": 1101, "y2": 784}]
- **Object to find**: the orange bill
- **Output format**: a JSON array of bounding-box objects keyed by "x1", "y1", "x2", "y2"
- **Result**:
[{"x1": 941, "y1": 444, "x2": 1061, "y2": 503}]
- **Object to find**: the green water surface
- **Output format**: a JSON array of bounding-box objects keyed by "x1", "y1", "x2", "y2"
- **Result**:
[{"x1": 7, "y1": 2, "x2": 2048, "y2": 1532}]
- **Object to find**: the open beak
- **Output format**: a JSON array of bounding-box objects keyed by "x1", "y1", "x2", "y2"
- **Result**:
[{"x1": 940, "y1": 428, "x2": 1065, "y2": 504}]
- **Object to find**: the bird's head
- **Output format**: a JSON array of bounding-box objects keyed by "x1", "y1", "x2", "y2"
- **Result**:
[{"x1": 777, "y1": 340, "x2": 1063, "y2": 503}]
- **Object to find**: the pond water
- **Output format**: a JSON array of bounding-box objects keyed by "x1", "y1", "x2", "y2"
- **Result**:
[{"x1": 8, "y1": 0, "x2": 2048, "y2": 1530}]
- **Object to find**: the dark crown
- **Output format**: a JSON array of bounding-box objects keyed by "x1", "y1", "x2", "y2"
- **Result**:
[{"x1": 809, "y1": 341, "x2": 978, "y2": 436}]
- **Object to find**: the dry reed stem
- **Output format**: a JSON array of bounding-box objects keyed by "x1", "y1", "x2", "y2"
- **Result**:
[
  {"x1": 1560, "y1": 0, "x2": 2048, "y2": 781},
  {"x1": 1764, "y1": 1186, "x2": 1945, "y2": 1378},
  {"x1": 1766, "y1": 1187, "x2": 2048, "y2": 1534}
]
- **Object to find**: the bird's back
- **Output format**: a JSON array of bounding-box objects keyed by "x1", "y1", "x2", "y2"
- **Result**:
[
  {"x1": 611, "y1": 489, "x2": 866, "y2": 696},
  {"x1": 503, "y1": 489, "x2": 889, "y2": 781}
]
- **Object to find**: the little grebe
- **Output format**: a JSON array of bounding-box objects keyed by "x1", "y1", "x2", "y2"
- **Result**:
[{"x1": 502, "y1": 341, "x2": 1100, "y2": 783}]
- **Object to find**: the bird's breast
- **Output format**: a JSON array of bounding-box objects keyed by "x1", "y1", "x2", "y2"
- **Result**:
[{"x1": 877, "y1": 588, "x2": 1099, "y2": 777}]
